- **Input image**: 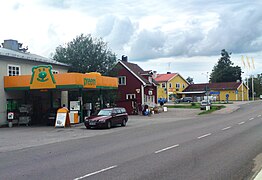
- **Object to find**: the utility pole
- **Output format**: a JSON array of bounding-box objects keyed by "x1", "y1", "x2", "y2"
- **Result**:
[
  {"x1": 251, "y1": 57, "x2": 255, "y2": 101},
  {"x1": 202, "y1": 72, "x2": 209, "y2": 102}
]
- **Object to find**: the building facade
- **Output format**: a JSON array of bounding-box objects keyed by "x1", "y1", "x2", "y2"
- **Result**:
[
  {"x1": 182, "y1": 82, "x2": 249, "y2": 101},
  {"x1": 154, "y1": 72, "x2": 189, "y2": 101},
  {"x1": 111, "y1": 56, "x2": 158, "y2": 114},
  {"x1": 1, "y1": 40, "x2": 118, "y2": 126},
  {"x1": 0, "y1": 40, "x2": 69, "y2": 126}
]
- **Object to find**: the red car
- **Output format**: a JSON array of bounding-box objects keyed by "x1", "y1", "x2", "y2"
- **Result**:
[{"x1": 84, "y1": 107, "x2": 128, "y2": 129}]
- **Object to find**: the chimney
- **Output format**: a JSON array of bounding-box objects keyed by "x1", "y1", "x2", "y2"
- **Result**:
[
  {"x1": 122, "y1": 55, "x2": 128, "y2": 62},
  {"x1": 2, "y1": 39, "x2": 19, "y2": 51},
  {"x1": 152, "y1": 71, "x2": 157, "y2": 79}
]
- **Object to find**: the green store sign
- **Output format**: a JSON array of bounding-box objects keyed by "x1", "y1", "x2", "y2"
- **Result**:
[{"x1": 84, "y1": 78, "x2": 96, "y2": 86}]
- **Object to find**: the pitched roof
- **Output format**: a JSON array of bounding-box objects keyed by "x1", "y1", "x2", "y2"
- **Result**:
[
  {"x1": 119, "y1": 60, "x2": 157, "y2": 86},
  {"x1": 183, "y1": 82, "x2": 242, "y2": 92},
  {"x1": 155, "y1": 73, "x2": 177, "y2": 82},
  {"x1": 0, "y1": 47, "x2": 69, "y2": 67}
]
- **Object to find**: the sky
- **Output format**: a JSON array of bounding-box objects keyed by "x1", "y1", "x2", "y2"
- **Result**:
[{"x1": 1, "y1": 0, "x2": 262, "y2": 83}]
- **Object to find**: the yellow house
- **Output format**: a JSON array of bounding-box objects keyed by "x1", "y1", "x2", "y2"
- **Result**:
[
  {"x1": 182, "y1": 82, "x2": 249, "y2": 101},
  {"x1": 154, "y1": 72, "x2": 189, "y2": 101}
]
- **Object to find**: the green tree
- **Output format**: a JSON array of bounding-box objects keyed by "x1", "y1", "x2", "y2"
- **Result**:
[
  {"x1": 247, "y1": 73, "x2": 262, "y2": 98},
  {"x1": 53, "y1": 34, "x2": 117, "y2": 75},
  {"x1": 186, "y1": 76, "x2": 194, "y2": 84},
  {"x1": 210, "y1": 49, "x2": 242, "y2": 83}
]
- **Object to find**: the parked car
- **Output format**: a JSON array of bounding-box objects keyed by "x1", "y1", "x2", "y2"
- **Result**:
[
  {"x1": 84, "y1": 107, "x2": 128, "y2": 129},
  {"x1": 200, "y1": 100, "x2": 212, "y2": 110},
  {"x1": 175, "y1": 97, "x2": 193, "y2": 103}
]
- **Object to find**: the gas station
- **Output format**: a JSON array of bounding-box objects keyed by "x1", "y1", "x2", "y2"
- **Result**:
[{"x1": 4, "y1": 65, "x2": 118, "y2": 126}]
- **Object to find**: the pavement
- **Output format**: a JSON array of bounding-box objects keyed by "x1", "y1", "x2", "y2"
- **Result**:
[
  {"x1": 1, "y1": 100, "x2": 260, "y2": 179},
  {"x1": 0, "y1": 101, "x2": 249, "y2": 153},
  {"x1": 0, "y1": 107, "x2": 200, "y2": 153}
]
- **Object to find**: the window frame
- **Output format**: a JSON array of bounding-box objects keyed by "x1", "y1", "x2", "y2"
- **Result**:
[
  {"x1": 118, "y1": 76, "x2": 126, "y2": 85},
  {"x1": 7, "y1": 64, "x2": 21, "y2": 76},
  {"x1": 126, "y1": 94, "x2": 136, "y2": 100}
]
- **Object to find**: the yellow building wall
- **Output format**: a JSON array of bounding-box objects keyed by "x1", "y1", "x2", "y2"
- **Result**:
[
  {"x1": 157, "y1": 84, "x2": 167, "y2": 99},
  {"x1": 157, "y1": 74, "x2": 189, "y2": 100},
  {"x1": 219, "y1": 90, "x2": 237, "y2": 101},
  {"x1": 237, "y1": 83, "x2": 249, "y2": 101},
  {"x1": 216, "y1": 84, "x2": 248, "y2": 101}
]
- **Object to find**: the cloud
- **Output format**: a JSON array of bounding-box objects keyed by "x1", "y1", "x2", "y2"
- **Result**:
[
  {"x1": 40, "y1": 0, "x2": 70, "y2": 9},
  {"x1": 95, "y1": 15, "x2": 136, "y2": 54},
  {"x1": 195, "y1": 5, "x2": 262, "y2": 56},
  {"x1": 1, "y1": 0, "x2": 262, "y2": 73},
  {"x1": 129, "y1": 30, "x2": 166, "y2": 60}
]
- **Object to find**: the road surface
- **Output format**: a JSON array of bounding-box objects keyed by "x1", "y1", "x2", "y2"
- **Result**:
[{"x1": 1, "y1": 102, "x2": 262, "y2": 180}]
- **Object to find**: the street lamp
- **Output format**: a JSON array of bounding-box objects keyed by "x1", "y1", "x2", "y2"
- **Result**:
[
  {"x1": 201, "y1": 72, "x2": 209, "y2": 102},
  {"x1": 201, "y1": 72, "x2": 209, "y2": 83}
]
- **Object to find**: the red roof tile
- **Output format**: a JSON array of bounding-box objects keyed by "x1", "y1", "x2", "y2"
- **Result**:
[
  {"x1": 154, "y1": 73, "x2": 177, "y2": 82},
  {"x1": 184, "y1": 82, "x2": 242, "y2": 92}
]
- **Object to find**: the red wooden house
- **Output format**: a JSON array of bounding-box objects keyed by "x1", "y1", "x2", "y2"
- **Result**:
[{"x1": 111, "y1": 56, "x2": 158, "y2": 114}]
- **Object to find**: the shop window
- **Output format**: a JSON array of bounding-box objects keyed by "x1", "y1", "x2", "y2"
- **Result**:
[
  {"x1": 7, "y1": 65, "x2": 20, "y2": 76},
  {"x1": 118, "y1": 76, "x2": 126, "y2": 85}
]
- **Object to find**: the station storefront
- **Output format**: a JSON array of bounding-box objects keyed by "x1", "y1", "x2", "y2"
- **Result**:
[{"x1": 4, "y1": 65, "x2": 118, "y2": 126}]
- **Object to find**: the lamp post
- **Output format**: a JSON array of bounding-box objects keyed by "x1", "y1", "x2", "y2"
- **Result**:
[
  {"x1": 202, "y1": 72, "x2": 209, "y2": 102},
  {"x1": 201, "y1": 72, "x2": 209, "y2": 83}
]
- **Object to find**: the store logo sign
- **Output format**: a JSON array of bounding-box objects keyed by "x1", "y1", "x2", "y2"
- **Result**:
[
  {"x1": 30, "y1": 65, "x2": 56, "y2": 89},
  {"x1": 84, "y1": 78, "x2": 96, "y2": 86}
]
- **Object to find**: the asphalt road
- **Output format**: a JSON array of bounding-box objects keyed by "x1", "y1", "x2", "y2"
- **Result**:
[{"x1": 1, "y1": 102, "x2": 262, "y2": 180}]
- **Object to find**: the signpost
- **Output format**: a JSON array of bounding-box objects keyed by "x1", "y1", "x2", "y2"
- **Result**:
[
  {"x1": 226, "y1": 94, "x2": 229, "y2": 103},
  {"x1": 55, "y1": 108, "x2": 70, "y2": 128}
]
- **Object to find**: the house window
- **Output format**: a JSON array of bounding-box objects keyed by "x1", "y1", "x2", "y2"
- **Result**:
[
  {"x1": 7, "y1": 65, "x2": 20, "y2": 76},
  {"x1": 126, "y1": 94, "x2": 136, "y2": 100},
  {"x1": 182, "y1": 84, "x2": 185, "y2": 88},
  {"x1": 176, "y1": 83, "x2": 180, "y2": 89},
  {"x1": 162, "y1": 83, "x2": 166, "y2": 88},
  {"x1": 52, "y1": 70, "x2": 59, "y2": 74},
  {"x1": 169, "y1": 83, "x2": 172, "y2": 88},
  {"x1": 118, "y1": 76, "x2": 126, "y2": 85}
]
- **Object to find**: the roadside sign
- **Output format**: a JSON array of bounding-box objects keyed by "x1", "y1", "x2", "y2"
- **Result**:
[
  {"x1": 210, "y1": 91, "x2": 220, "y2": 95},
  {"x1": 7, "y1": 112, "x2": 14, "y2": 120},
  {"x1": 55, "y1": 108, "x2": 70, "y2": 128}
]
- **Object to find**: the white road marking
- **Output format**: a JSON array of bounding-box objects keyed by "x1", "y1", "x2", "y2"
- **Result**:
[
  {"x1": 222, "y1": 126, "x2": 232, "y2": 131},
  {"x1": 74, "y1": 165, "x2": 117, "y2": 180},
  {"x1": 238, "y1": 121, "x2": 245, "y2": 125},
  {"x1": 197, "y1": 133, "x2": 211, "y2": 139},
  {"x1": 249, "y1": 118, "x2": 254, "y2": 121},
  {"x1": 155, "y1": 144, "x2": 180, "y2": 154},
  {"x1": 257, "y1": 115, "x2": 261, "y2": 117}
]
